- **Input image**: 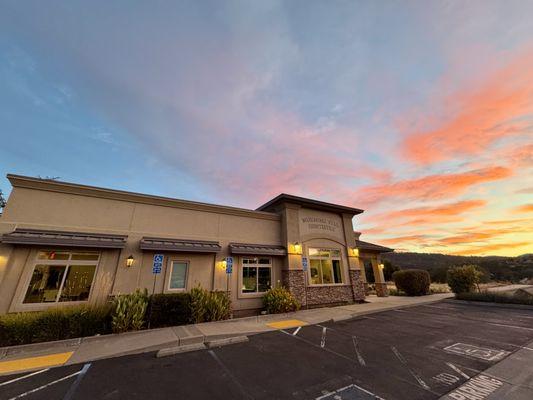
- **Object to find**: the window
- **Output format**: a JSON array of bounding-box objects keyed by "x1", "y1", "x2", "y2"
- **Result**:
[
  {"x1": 241, "y1": 257, "x2": 271, "y2": 293},
  {"x1": 308, "y1": 248, "x2": 343, "y2": 285},
  {"x1": 24, "y1": 251, "x2": 99, "y2": 304},
  {"x1": 169, "y1": 261, "x2": 188, "y2": 290}
]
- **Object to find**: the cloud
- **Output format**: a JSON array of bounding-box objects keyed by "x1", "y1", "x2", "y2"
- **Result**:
[
  {"x1": 515, "y1": 187, "x2": 533, "y2": 194},
  {"x1": 512, "y1": 204, "x2": 533, "y2": 213},
  {"x1": 401, "y1": 49, "x2": 533, "y2": 165},
  {"x1": 356, "y1": 166, "x2": 511, "y2": 204},
  {"x1": 449, "y1": 242, "x2": 531, "y2": 256}
]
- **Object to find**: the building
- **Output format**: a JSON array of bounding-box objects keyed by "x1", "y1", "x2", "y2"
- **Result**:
[{"x1": 0, "y1": 174, "x2": 393, "y2": 316}]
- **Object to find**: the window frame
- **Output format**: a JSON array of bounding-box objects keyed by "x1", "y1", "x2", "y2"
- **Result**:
[
  {"x1": 307, "y1": 247, "x2": 344, "y2": 286},
  {"x1": 167, "y1": 259, "x2": 189, "y2": 292},
  {"x1": 239, "y1": 256, "x2": 273, "y2": 297},
  {"x1": 22, "y1": 250, "x2": 100, "y2": 305}
]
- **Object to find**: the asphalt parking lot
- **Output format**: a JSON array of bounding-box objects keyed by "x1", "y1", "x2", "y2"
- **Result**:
[{"x1": 1, "y1": 300, "x2": 533, "y2": 400}]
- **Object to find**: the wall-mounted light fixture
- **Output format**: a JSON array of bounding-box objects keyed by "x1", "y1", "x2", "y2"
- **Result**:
[
  {"x1": 289, "y1": 242, "x2": 302, "y2": 255},
  {"x1": 350, "y1": 247, "x2": 359, "y2": 257},
  {"x1": 218, "y1": 259, "x2": 228, "y2": 270},
  {"x1": 378, "y1": 263, "x2": 385, "y2": 270},
  {"x1": 126, "y1": 255, "x2": 135, "y2": 267}
]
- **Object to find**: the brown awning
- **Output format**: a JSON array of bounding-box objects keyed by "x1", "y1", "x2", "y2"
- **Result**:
[
  {"x1": 140, "y1": 237, "x2": 221, "y2": 253},
  {"x1": 229, "y1": 243, "x2": 286, "y2": 256},
  {"x1": 355, "y1": 239, "x2": 393, "y2": 253},
  {"x1": 0, "y1": 228, "x2": 127, "y2": 249}
]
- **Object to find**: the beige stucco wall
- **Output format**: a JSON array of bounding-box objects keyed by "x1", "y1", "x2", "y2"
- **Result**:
[{"x1": 0, "y1": 185, "x2": 284, "y2": 314}]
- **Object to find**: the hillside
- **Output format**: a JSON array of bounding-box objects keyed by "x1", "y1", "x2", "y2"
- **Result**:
[{"x1": 382, "y1": 252, "x2": 533, "y2": 283}]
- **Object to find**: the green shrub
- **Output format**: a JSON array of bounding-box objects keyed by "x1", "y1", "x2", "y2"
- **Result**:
[
  {"x1": 456, "y1": 291, "x2": 533, "y2": 306},
  {"x1": 263, "y1": 287, "x2": 300, "y2": 313},
  {"x1": 204, "y1": 291, "x2": 231, "y2": 322},
  {"x1": 392, "y1": 269, "x2": 430, "y2": 296},
  {"x1": 447, "y1": 265, "x2": 482, "y2": 294},
  {"x1": 149, "y1": 293, "x2": 191, "y2": 328},
  {"x1": 0, "y1": 305, "x2": 112, "y2": 347},
  {"x1": 112, "y1": 288, "x2": 149, "y2": 333},
  {"x1": 189, "y1": 286, "x2": 231, "y2": 323}
]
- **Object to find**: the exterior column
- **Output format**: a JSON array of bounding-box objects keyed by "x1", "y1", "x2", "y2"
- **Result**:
[{"x1": 372, "y1": 256, "x2": 388, "y2": 297}]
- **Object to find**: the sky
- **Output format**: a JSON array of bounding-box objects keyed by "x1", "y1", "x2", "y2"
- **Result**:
[{"x1": 0, "y1": 0, "x2": 532, "y2": 257}]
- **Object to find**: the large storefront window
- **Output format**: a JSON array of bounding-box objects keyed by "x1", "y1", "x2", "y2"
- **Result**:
[
  {"x1": 308, "y1": 248, "x2": 343, "y2": 285},
  {"x1": 242, "y1": 257, "x2": 271, "y2": 293},
  {"x1": 24, "y1": 251, "x2": 99, "y2": 304}
]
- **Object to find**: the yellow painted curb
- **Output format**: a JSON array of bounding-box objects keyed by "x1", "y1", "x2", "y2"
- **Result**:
[
  {"x1": 267, "y1": 319, "x2": 308, "y2": 329},
  {"x1": 0, "y1": 351, "x2": 73, "y2": 374}
]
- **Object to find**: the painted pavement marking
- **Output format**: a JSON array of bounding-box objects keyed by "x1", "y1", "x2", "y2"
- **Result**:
[
  {"x1": 444, "y1": 374, "x2": 503, "y2": 400},
  {"x1": 390, "y1": 346, "x2": 431, "y2": 391},
  {"x1": 279, "y1": 330, "x2": 355, "y2": 363},
  {"x1": 207, "y1": 350, "x2": 253, "y2": 400},
  {"x1": 446, "y1": 362, "x2": 470, "y2": 379},
  {"x1": 443, "y1": 343, "x2": 509, "y2": 362},
  {"x1": 488, "y1": 322, "x2": 533, "y2": 331},
  {"x1": 0, "y1": 351, "x2": 73, "y2": 375},
  {"x1": 7, "y1": 365, "x2": 85, "y2": 400},
  {"x1": 315, "y1": 383, "x2": 385, "y2": 400},
  {"x1": 267, "y1": 319, "x2": 308, "y2": 329},
  {"x1": 62, "y1": 363, "x2": 91, "y2": 400},
  {"x1": 0, "y1": 369, "x2": 50, "y2": 387},
  {"x1": 292, "y1": 326, "x2": 302, "y2": 336},
  {"x1": 320, "y1": 327, "x2": 327, "y2": 348},
  {"x1": 432, "y1": 373, "x2": 460, "y2": 386},
  {"x1": 352, "y1": 336, "x2": 366, "y2": 367}
]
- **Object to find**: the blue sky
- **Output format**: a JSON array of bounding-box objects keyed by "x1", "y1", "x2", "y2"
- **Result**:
[{"x1": 1, "y1": 1, "x2": 532, "y2": 255}]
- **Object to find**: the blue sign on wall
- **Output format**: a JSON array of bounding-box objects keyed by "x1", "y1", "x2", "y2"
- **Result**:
[
  {"x1": 302, "y1": 257, "x2": 308, "y2": 271},
  {"x1": 153, "y1": 253, "x2": 163, "y2": 274},
  {"x1": 225, "y1": 256, "x2": 233, "y2": 274}
]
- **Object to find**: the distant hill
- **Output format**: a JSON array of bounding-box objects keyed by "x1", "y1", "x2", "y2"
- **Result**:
[{"x1": 382, "y1": 252, "x2": 533, "y2": 283}]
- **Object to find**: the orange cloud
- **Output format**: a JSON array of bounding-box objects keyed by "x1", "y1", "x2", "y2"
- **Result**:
[
  {"x1": 358, "y1": 166, "x2": 511, "y2": 204},
  {"x1": 401, "y1": 49, "x2": 533, "y2": 165},
  {"x1": 379, "y1": 235, "x2": 430, "y2": 246},
  {"x1": 512, "y1": 204, "x2": 533, "y2": 213},
  {"x1": 368, "y1": 199, "x2": 486, "y2": 223},
  {"x1": 450, "y1": 242, "x2": 531, "y2": 256}
]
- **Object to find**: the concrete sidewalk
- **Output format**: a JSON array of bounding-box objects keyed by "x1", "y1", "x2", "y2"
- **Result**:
[{"x1": 0, "y1": 293, "x2": 452, "y2": 375}]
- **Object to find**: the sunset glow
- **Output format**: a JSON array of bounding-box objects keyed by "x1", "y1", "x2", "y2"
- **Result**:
[{"x1": 0, "y1": 1, "x2": 531, "y2": 256}]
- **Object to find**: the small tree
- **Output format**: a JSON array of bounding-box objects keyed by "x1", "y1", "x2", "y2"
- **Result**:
[
  {"x1": 392, "y1": 269, "x2": 431, "y2": 296},
  {"x1": 447, "y1": 265, "x2": 482, "y2": 294},
  {"x1": 383, "y1": 260, "x2": 400, "y2": 281},
  {"x1": 0, "y1": 190, "x2": 6, "y2": 210}
]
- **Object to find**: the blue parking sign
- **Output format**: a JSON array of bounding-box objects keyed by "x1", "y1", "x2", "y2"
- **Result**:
[
  {"x1": 302, "y1": 257, "x2": 308, "y2": 271},
  {"x1": 153, "y1": 253, "x2": 163, "y2": 274},
  {"x1": 225, "y1": 256, "x2": 233, "y2": 274}
]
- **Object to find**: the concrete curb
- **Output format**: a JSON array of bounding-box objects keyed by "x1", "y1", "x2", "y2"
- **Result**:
[
  {"x1": 156, "y1": 343, "x2": 207, "y2": 358},
  {"x1": 450, "y1": 299, "x2": 533, "y2": 310},
  {"x1": 205, "y1": 336, "x2": 249, "y2": 349}
]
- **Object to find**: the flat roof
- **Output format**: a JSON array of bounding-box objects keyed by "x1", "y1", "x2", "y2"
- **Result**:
[
  {"x1": 256, "y1": 193, "x2": 364, "y2": 215},
  {"x1": 7, "y1": 174, "x2": 280, "y2": 221}
]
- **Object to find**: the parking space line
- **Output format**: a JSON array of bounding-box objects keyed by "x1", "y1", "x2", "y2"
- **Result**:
[
  {"x1": 446, "y1": 362, "x2": 470, "y2": 379},
  {"x1": 207, "y1": 350, "x2": 253, "y2": 400},
  {"x1": 488, "y1": 322, "x2": 533, "y2": 331},
  {"x1": 320, "y1": 327, "x2": 327, "y2": 348},
  {"x1": 0, "y1": 352, "x2": 73, "y2": 375},
  {"x1": 267, "y1": 319, "x2": 308, "y2": 329},
  {"x1": 352, "y1": 336, "x2": 366, "y2": 367},
  {"x1": 8, "y1": 367, "x2": 83, "y2": 400},
  {"x1": 292, "y1": 326, "x2": 302, "y2": 336},
  {"x1": 391, "y1": 346, "x2": 431, "y2": 391},
  {"x1": 62, "y1": 363, "x2": 91, "y2": 400},
  {"x1": 0, "y1": 369, "x2": 50, "y2": 387},
  {"x1": 279, "y1": 329, "x2": 355, "y2": 363}
]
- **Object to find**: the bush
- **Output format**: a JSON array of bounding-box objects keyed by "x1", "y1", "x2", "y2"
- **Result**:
[
  {"x1": 149, "y1": 293, "x2": 191, "y2": 328},
  {"x1": 112, "y1": 288, "x2": 149, "y2": 333},
  {"x1": 189, "y1": 286, "x2": 231, "y2": 323},
  {"x1": 0, "y1": 305, "x2": 112, "y2": 347},
  {"x1": 392, "y1": 269, "x2": 431, "y2": 296},
  {"x1": 263, "y1": 287, "x2": 300, "y2": 313},
  {"x1": 447, "y1": 265, "x2": 482, "y2": 294},
  {"x1": 456, "y1": 291, "x2": 533, "y2": 306},
  {"x1": 383, "y1": 261, "x2": 400, "y2": 281}
]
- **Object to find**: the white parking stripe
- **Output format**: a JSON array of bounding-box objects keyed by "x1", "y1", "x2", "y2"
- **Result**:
[
  {"x1": 8, "y1": 369, "x2": 82, "y2": 400},
  {"x1": 446, "y1": 362, "x2": 470, "y2": 379},
  {"x1": 0, "y1": 369, "x2": 50, "y2": 387},
  {"x1": 292, "y1": 326, "x2": 302, "y2": 336},
  {"x1": 320, "y1": 327, "x2": 327, "y2": 348}
]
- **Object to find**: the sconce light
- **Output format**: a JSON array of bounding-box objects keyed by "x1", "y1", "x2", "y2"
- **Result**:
[
  {"x1": 126, "y1": 255, "x2": 134, "y2": 267},
  {"x1": 219, "y1": 260, "x2": 227, "y2": 270},
  {"x1": 291, "y1": 242, "x2": 302, "y2": 255},
  {"x1": 378, "y1": 263, "x2": 385, "y2": 270},
  {"x1": 351, "y1": 247, "x2": 359, "y2": 257}
]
